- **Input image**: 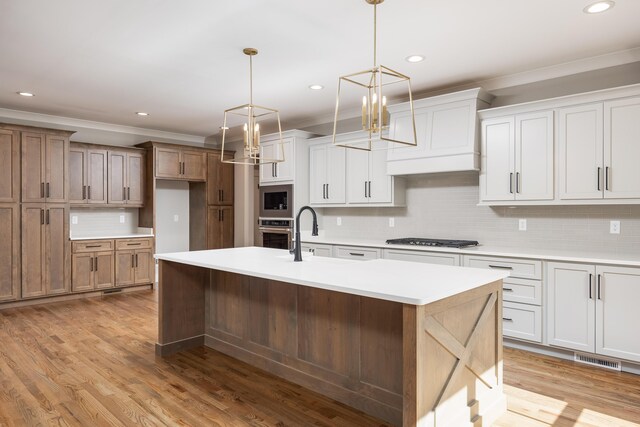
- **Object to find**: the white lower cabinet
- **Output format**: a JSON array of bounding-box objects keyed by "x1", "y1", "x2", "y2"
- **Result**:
[
  {"x1": 547, "y1": 262, "x2": 640, "y2": 363},
  {"x1": 503, "y1": 302, "x2": 542, "y2": 342},
  {"x1": 299, "y1": 243, "x2": 332, "y2": 257},
  {"x1": 382, "y1": 249, "x2": 460, "y2": 266},
  {"x1": 333, "y1": 245, "x2": 381, "y2": 261}
]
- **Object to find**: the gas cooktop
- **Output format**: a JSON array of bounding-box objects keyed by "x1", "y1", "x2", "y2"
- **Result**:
[{"x1": 385, "y1": 238, "x2": 479, "y2": 248}]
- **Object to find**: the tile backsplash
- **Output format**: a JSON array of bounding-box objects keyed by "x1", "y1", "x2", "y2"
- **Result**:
[
  {"x1": 320, "y1": 172, "x2": 640, "y2": 255},
  {"x1": 70, "y1": 208, "x2": 140, "y2": 238}
]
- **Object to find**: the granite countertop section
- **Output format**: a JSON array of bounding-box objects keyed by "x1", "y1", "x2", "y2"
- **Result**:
[
  {"x1": 300, "y1": 235, "x2": 640, "y2": 268},
  {"x1": 70, "y1": 233, "x2": 154, "y2": 241},
  {"x1": 155, "y1": 247, "x2": 508, "y2": 306}
]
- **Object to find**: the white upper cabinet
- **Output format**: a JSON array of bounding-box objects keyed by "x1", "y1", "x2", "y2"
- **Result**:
[
  {"x1": 387, "y1": 88, "x2": 493, "y2": 175},
  {"x1": 309, "y1": 142, "x2": 345, "y2": 205},
  {"x1": 479, "y1": 84, "x2": 640, "y2": 205},
  {"x1": 259, "y1": 137, "x2": 294, "y2": 184},
  {"x1": 480, "y1": 111, "x2": 554, "y2": 202}
]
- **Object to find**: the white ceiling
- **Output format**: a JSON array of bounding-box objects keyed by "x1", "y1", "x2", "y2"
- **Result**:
[{"x1": 1, "y1": 0, "x2": 639, "y2": 140}]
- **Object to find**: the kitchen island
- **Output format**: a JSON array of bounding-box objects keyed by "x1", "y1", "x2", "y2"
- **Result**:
[{"x1": 155, "y1": 247, "x2": 508, "y2": 427}]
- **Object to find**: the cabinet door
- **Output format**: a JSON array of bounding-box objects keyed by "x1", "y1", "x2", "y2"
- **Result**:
[
  {"x1": 546, "y1": 262, "x2": 595, "y2": 353},
  {"x1": 115, "y1": 250, "x2": 135, "y2": 286},
  {"x1": 134, "y1": 249, "x2": 153, "y2": 284},
  {"x1": 87, "y1": 149, "x2": 108, "y2": 204},
  {"x1": 206, "y1": 153, "x2": 234, "y2": 205},
  {"x1": 0, "y1": 204, "x2": 20, "y2": 301},
  {"x1": 94, "y1": 251, "x2": 114, "y2": 289},
  {"x1": 221, "y1": 207, "x2": 234, "y2": 248},
  {"x1": 181, "y1": 150, "x2": 206, "y2": 181},
  {"x1": 108, "y1": 151, "x2": 127, "y2": 204},
  {"x1": 155, "y1": 147, "x2": 181, "y2": 179},
  {"x1": 515, "y1": 111, "x2": 554, "y2": 201},
  {"x1": 72, "y1": 253, "x2": 94, "y2": 292},
  {"x1": 45, "y1": 205, "x2": 69, "y2": 295},
  {"x1": 309, "y1": 145, "x2": 327, "y2": 204},
  {"x1": 0, "y1": 130, "x2": 20, "y2": 203},
  {"x1": 603, "y1": 97, "x2": 640, "y2": 199},
  {"x1": 273, "y1": 138, "x2": 294, "y2": 181},
  {"x1": 21, "y1": 204, "x2": 45, "y2": 298},
  {"x1": 259, "y1": 142, "x2": 276, "y2": 183},
  {"x1": 558, "y1": 103, "x2": 604, "y2": 200},
  {"x1": 126, "y1": 152, "x2": 144, "y2": 205},
  {"x1": 326, "y1": 145, "x2": 346, "y2": 204},
  {"x1": 480, "y1": 117, "x2": 515, "y2": 201},
  {"x1": 427, "y1": 100, "x2": 476, "y2": 157},
  {"x1": 346, "y1": 144, "x2": 370, "y2": 204},
  {"x1": 45, "y1": 135, "x2": 68, "y2": 203},
  {"x1": 596, "y1": 266, "x2": 640, "y2": 362},
  {"x1": 69, "y1": 147, "x2": 87, "y2": 204},
  {"x1": 367, "y1": 141, "x2": 392, "y2": 203},
  {"x1": 21, "y1": 132, "x2": 46, "y2": 203},
  {"x1": 387, "y1": 108, "x2": 429, "y2": 161},
  {"x1": 207, "y1": 207, "x2": 222, "y2": 249}
]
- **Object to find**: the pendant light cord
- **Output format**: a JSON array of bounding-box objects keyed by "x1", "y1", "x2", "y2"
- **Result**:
[
  {"x1": 249, "y1": 54, "x2": 253, "y2": 106},
  {"x1": 373, "y1": 2, "x2": 377, "y2": 69}
]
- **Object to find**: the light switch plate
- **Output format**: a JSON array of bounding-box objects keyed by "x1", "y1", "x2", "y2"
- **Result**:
[
  {"x1": 71, "y1": 215, "x2": 78, "y2": 225},
  {"x1": 336, "y1": 217, "x2": 342, "y2": 226},
  {"x1": 519, "y1": 219, "x2": 527, "y2": 231},
  {"x1": 610, "y1": 220, "x2": 621, "y2": 234},
  {"x1": 389, "y1": 217, "x2": 395, "y2": 227},
  {"x1": 119, "y1": 214, "x2": 125, "y2": 224},
  {"x1": 173, "y1": 214, "x2": 179, "y2": 222}
]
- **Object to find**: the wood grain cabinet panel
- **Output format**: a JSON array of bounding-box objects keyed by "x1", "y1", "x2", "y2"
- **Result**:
[
  {"x1": 206, "y1": 153, "x2": 234, "y2": 205},
  {"x1": 45, "y1": 135, "x2": 68, "y2": 203},
  {"x1": 71, "y1": 253, "x2": 94, "y2": 292},
  {"x1": 181, "y1": 150, "x2": 206, "y2": 181},
  {"x1": 207, "y1": 206, "x2": 234, "y2": 249},
  {"x1": 115, "y1": 240, "x2": 154, "y2": 287},
  {"x1": 155, "y1": 148, "x2": 181, "y2": 178},
  {"x1": 0, "y1": 130, "x2": 20, "y2": 203},
  {"x1": 248, "y1": 278, "x2": 297, "y2": 355},
  {"x1": 94, "y1": 252, "x2": 115, "y2": 289},
  {"x1": 155, "y1": 147, "x2": 205, "y2": 181},
  {"x1": 45, "y1": 205, "x2": 69, "y2": 295},
  {"x1": 108, "y1": 150, "x2": 144, "y2": 206},
  {"x1": 22, "y1": 133, "x2": 69, "y2": 203},
  {"x1": 21, "y1": 204, "x2": 46, "y2": 298},
  {"x1": 69, "y1": 147, "x2": 87, "y2": 203},
  {"x1": 87, "y1": 149, "x2": 108, "y2": 204},
  {"x1": 115, "y1": 250, "x2": 135, "y2": 286},
  {"x1": 21, "y1": 133, "x2": 46, "y2": 203},
  {"x1": 126, "y1": 152, "x2": 144, "y2": 205},
  {"x1": 0, "y1": 204, "x2": 20, "y2": 302},
  {"x1": 133, "y1": 249, "x2": 153, "y2": 284}
]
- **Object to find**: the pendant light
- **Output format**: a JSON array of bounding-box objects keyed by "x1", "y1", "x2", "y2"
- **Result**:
[
  {"x1": 332, "y1": 0, "x2": 417, "y2": 151},
  {"x1": 221, "y1": 48, "x2": 285, "y2": 165}
]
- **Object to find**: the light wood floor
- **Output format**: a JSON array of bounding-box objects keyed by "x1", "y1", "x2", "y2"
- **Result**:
[{"x1": 0, "y1": 290, "x2": 638, "y2": 426}]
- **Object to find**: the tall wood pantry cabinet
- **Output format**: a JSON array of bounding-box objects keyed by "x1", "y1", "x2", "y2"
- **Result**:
[
  {"x1": 0, "y1": 129, "x2": 21, "y2": 302},
  {"x1": 206, "y1": 152, "x2": 234, "y2": 249}
]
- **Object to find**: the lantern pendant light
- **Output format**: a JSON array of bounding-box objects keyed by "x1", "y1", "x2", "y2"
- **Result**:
[
  {"x1": 332, "y1": 0, "x2": 417, "y2": 151},
  {"x1": 221, "y1": 48, "x2": 285, "y2": 165}
]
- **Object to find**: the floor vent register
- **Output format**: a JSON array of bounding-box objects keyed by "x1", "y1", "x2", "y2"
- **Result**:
[{"x1": 574, "y1": 353, "x2": 621, "y2": 371}]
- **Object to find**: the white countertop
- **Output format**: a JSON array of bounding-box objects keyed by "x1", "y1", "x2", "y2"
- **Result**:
[
  {"x1": 70, "y1": 233, "x2": 154, "y2": 241},
  {"x1": 155, "y1": 247, "x2": 508, "y2": 306},
  {"x1": 301, "y1": 235, "x2": 640, "y2": 267}
]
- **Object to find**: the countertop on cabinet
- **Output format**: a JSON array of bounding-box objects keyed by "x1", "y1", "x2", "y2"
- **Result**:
[
  {"x1": 155, "y1": 246, "x2": 508, "y2": 306},
  {"x1": 70, "y1": 234, "x2": 154, "y2": 241},
  {"x1": 300, "y1": 235, "x2": 640, "y2": 267}
]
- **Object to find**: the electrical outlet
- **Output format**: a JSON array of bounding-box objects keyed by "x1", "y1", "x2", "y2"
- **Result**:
[
  {"x1": 71, "y1": 215, "x2": 78, "y2": 225},
  {"x1": 119, "y1": 214, "x2": 125, "y2": 224},
  {"x1": 389, "y1": 217, "x2": 395, "y2": 227},
  {"x1": 519, "y1": 219, "x2": 527, "y2": 231},
  {"x1": 610, "y1": 220, "x2": 621, "y2": 234},
  {"x1": 336, "y1": 217, "x2": 342, "y2": 226},
  {"x1": 173, "y1": 214, "x2": 179, "y2": 222}
]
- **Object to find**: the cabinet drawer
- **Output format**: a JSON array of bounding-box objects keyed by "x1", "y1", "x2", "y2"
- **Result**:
[
  {"x1": 503, "y1": 277, "x2": 542, "y2": 306},
  {"x1": 115, "y1": 238, "x2": 153, "y2": 250},
  {"x1": 464, "y1": 255, "x2": 541, "y2": 280},
  {"x1": 300, "y1": 243, "x2": 333, "y2": 258},
  {"x1": 383, "y1": 249, "x2": 460, "y2": 266},
  {"x1": 334, "y1": 246, "x2": 381, "y2": 261},
  {"x1": 503, "y1": 302, "x2": 542, "y2": 343},
  {"x1": 72, "y1": 239, "x2": 114, "y2": 253}
]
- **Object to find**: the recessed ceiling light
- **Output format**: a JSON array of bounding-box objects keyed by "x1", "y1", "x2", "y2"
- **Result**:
[
  {"x1": 584, "y1": 1, "x2": 614, "y2": 13},
  {"x1": 309, "y1": 84, "x2": 324, "y2": 90},
  {"x1": 135, "y1": 112, "x2": 149, "y2": 116},
  {"x1": 17, "y1": 91, "x2": 35, "y2": 97},
  {"x1": 405, "y1": 55, "x2": 425, "y2": 63}
]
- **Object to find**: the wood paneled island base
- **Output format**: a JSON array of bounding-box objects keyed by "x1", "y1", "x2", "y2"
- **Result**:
[{"x1": 157, "y1": 256, "x2": 506, "y2": 427}]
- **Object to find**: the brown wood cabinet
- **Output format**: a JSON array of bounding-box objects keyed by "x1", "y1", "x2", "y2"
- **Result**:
[
  {"x1": 108, "y1": 150, "x2": 144, "y2": 206},
  {"x1": 207, "y1": 206, "x2": 234, "y2": 249},
  {"x1": 206, "y1": 153, "x2": 234, "y2": 205},
  {"x1": 0, "y1": 204, "x2": 20, "y2": 302},
  {"x1": 71, "y1": 239, "x2": 115, "y2": 292},
  {"x1": 21, "y1": 132, "x2": 69, "y2": 203},
  {"x1": 155, "y1": 146, "x2": 205, "y2": 181},
  {"x1": 21, "y1": 204, "x2": 70, "y2": 298},
  {"x1": 69, "y1": 145, "x2": 108, "y2": 204},
  {"x1": 0, "y1": 130, "x2": 20, "y2": 203},
  {"x1": 115, "y1": 238, "x2": 154, "y2": 286}
]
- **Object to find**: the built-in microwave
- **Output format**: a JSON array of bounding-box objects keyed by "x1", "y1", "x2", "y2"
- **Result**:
[{"x1": 259, "y1": 184, "x2": 293, "y2": 219}]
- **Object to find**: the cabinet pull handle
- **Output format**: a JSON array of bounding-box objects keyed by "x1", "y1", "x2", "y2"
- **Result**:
[
  {"x1": 82, "y1": 185, "x2": 86, "y2": 200},
  {"x1": 349, "y1": 252, "x2": 365, "y2": 257},
  {"x1": 131, "y1": 254, "x2": 135, "y2": 266},
  {"x1": 94, "y1": 257, "x2": 98, "y2": 271},
  {"x1": 589, "y1": 274, "x2": 593, "y2": 299},
  {"x1": 322, "y1": 184, "x2": 325, "y2": 199},
  {"x1": 41, "y1": 182, "x2": 45, "y2": 198},
  {"x1": 503, "y1": 288, "x2": 514, "y2": 292},
  {"x1": 488, "y1": 265, "x2": 513, "y2": 270},
  {"x1": 509, "y1": 173, "x2": 513, "y2": 194},
  {"x1": 597, "y1": 274, "x2": 602, "y2": 300},
  {"x1": 516, "y1": 172, "x2": 520, "y2": 193},
  {"x1": 46, "y1": 209, "x2": 49, "y2": 225},
  {"x1": 135, "y1": 254, "x2": 138, "y2": 268},
  {"x1": 364, "y1": 181, "x2": 368, "y2": 198},
  {"x1": 123, "y1": 187, "x2": 126, "y2": 200},
  {"x1": 605, "y1": 167, "x2": 610, "y2": 191},
  {"x1": 90, "y1": 257, "x2": 94, "y2": 272},
  {"x1": 368, "y1": 181, "x2": 371, "y2": 198},
  {"x1": 46, "y1": 182, "x2": 50, "y2": 198},
  {"x1": 88, "y1": 185, "x2": 91, "y2": 200},
  {"x1": 40, "y1": 209, "x2": 44, "y2": 225},
  {"x1": 274, "y1": 163, "x2": 278, "y2": 177},
  {"x1": 127, "y1": 187, "x2": 131, "y2": 201},
  {"x1": 502, "y1": 318, "x2": 514, "y2": 322},
  {"x1": 86, "y1": 245, "x2": 101, "y2": 248},
  {"x1": 597, "y1": 167, "x2": 602, "y2": 191},
  {"x1": 127, "y1": 242, "x2": 142, "y2": 246}
]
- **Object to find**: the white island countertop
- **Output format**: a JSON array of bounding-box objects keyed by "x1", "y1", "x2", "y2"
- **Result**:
[{"x1": 155, "y1": 246, "x2": 508, "y2": 306}]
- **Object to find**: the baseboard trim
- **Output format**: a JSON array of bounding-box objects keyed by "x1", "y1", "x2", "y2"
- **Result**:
[{"x1": 155, "y1": 335, "x2": 205, "y2": 357}]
